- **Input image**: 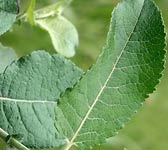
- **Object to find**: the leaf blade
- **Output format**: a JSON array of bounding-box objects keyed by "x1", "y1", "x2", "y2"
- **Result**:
[{"x1": 56, "y1": 0, "x2": 166, "y2": 149}]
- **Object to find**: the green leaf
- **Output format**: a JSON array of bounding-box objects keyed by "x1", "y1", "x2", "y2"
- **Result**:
[
  {"x1": 0, "y1": 44, "x2": 17, "y2": 73},
  {"x1": 26, "y1": 0, "x2": 36, "y2": 25},
  {"x1": 0, "y1": 0, "x2": 19, "y2": 35},
  {"x1": 0, "y1": 51, "x2": 83, "y2": 148},
  {"x1": 36, "y1": 15, "x2": 78, "y2": 57},
  {"x1": 55, "y1": 0, "x2": 166, "y2": 149}
]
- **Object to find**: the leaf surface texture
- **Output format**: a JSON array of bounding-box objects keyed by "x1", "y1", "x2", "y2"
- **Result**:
[
  {"x1": 0, "y1": 51, "x2": 83, "y2": 148},
  {"x1": 56, "y1": 0, "x2": 166, "y2": 149}
]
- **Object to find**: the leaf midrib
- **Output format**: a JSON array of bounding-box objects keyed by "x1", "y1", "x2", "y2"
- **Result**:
[{"x1": 65, "y1": 1, "x2": 145, "y2": 149}]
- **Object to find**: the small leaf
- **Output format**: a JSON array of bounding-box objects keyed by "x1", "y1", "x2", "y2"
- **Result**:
[
  {"x1": 55, "y1": 0, "x2": 166, "y2": 149},
  {"x1": 34, "y1": 0, "x2": 77, "y2": 57},
  {"x1": 26, "y1": 0, "x2": 36, "y2": 25},
  {"x1": 0, "y1": 51, "x2": 83, "y2": 148},
  {"x1": 0, "y1": 44, "x2": 17, "y2": 73},
  {"x1": 36, "y1": 15, "x2": 78, "y2": 57},
  {"x1": 0, "y1": 0, "x2": 19, "y2": 35}
]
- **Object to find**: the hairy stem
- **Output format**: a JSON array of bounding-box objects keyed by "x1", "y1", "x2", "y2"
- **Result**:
[{"x1": 0, "y1": 128, "x2": 29, "y2": 150}]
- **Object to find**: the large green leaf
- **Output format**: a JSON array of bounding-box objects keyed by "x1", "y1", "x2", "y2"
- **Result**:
[
  {"x1": 0, "y1": 0, "x2": 19, "y2": 35},
  {"x1": 55, "y1": 0, "x2": 166, "y2": 149},
  {"x1": 0, "y1": 51, "x2": 83, "y2": 148},
  {"x1": 0, "y1": 44, "x2": 17, "y2": 73}
]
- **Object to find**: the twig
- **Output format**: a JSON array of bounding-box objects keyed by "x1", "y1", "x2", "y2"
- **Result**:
[{"x1": 0, "y1": 128, "x2": 29, "y2": 150}]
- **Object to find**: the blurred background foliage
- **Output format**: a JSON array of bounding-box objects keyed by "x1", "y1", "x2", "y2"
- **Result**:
[{"x1": 0, "y1": 0, "x2": 168, "y2": 150}]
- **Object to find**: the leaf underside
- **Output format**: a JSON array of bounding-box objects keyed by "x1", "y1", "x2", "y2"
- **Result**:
[
  {"x1": 0, "y1": 51, "x2": 83, "y2": 148},
  {"x1": 55, "y1": 0, "x2": 166, "y2": 149},
  {"x1": 0, "y1": 0, "x2": 19, "y2": 35}
]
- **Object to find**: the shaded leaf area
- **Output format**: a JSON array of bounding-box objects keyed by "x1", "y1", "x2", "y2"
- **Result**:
[
  {"x1": 0, "y1": 51, "x2": 83, "y2": 148},
  {"x1": 0, "y1": 44, "x2": 17, "y2": 73},
  {"x1": 0, "y1": 0, "x2": 19, "y2": 35},
  {"x1": 56, "y1": 0, "x2": 165, "y2": 149}
]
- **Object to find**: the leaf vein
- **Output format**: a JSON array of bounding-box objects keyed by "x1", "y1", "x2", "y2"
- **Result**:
[{"x1": 0, "y1": 97, "x2": 57, "y2": 104}]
